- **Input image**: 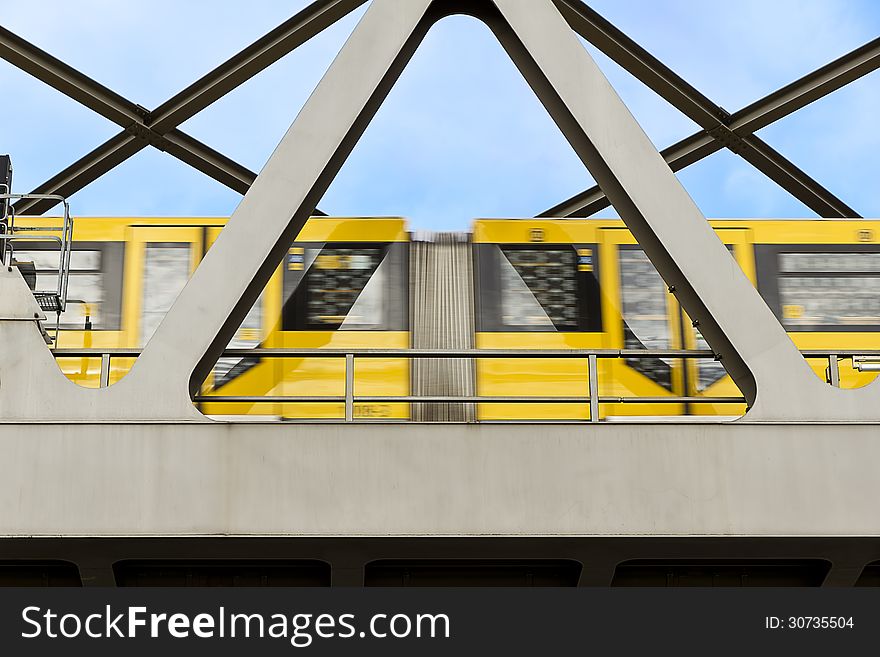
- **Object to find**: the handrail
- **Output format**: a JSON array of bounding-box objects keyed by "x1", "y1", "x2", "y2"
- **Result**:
[
  {"x1": 47, "y1": 347, "x2": 877, "y2": 423},
  {"x1": 1, "y1": 193, "x2": 74, "y2": 341},
  {"x1": 49, "y1": 347, "x2": 880, "y2": 358},
  {"x1": 190, "y1": 395, "x2": 745, "y2": 404}
]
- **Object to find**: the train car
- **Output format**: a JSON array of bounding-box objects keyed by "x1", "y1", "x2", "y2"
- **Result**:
[
  {"x1": 472, "y1": 219, "x2": 880, "y2": 420},
  {"x1": 473, "y1": 218, "x2": 690, "y2": 420},
  {"x1": 473, "y1": 219, "x2": 618, "y2": 420},
  {"x1": 200, "y1": 217, "x2": 410, "y2": 420},
  {"x1": 11, "y1": 216, "x2": 410, "y2": 420},
  {"x1": 690, "y1": 219, "x2": 880, "y2": 416},
  {"x1": 13, "y1": 215, "x2": 879, "y2": 421}
]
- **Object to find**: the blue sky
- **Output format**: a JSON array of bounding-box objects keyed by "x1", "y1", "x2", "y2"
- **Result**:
[{"x1": 1, "y1": 0, "x2": 879, "y2": 231}]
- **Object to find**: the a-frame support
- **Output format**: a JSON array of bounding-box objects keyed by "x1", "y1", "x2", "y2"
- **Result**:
[{"x1": 0, "y1": 0, "x2": 877, "y2": 421}]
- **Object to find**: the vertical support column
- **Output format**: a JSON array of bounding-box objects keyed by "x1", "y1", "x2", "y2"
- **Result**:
[
  {"x1": 100, "y1": 353, "x2": 111, "y2": 388},
  {"x1": 345, "y1": 353, "x2": 355, "y2": 422},
  {"x1": 588, "y1": 353, "x2": 599, "y2": 422}
]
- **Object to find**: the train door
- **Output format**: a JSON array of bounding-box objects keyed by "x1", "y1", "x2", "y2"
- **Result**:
[
  {"x1": 277, "y1": 230, "x2": 409, "y2": 420},
  {"x1": 125, "y1": 225, "x2": 204, "y2": 349},
  {"x1": 598, "y1": 227, "x2": 686, "y2": 417},
  {"x1": 473, "y1": 220, "x2": 605, "y2": 421},
  {"x1": 85, "y1": 224, "x2": 202, "y2": 390},
  {"x1": 678, "y1": 227, "x2": 753, "y2": 417}
]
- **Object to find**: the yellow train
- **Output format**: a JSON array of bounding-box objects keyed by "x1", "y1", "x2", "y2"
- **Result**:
[
  {"x1": 11, "y1": 215, "x2": 880, "y2": 420},
  {"x1": 474, "y1": 219, "x2": 880, "y2": 419}
]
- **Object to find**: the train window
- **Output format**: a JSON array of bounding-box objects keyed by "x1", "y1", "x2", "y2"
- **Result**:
[
  {"x1": 500, "y1": 248, "x2": 579, "y2": 330},
  {"x1": 780, "y1": 252, "x2": 880, "y2": 273},
  {"x1": 475, "y1": 244, "x2": 601, "y2": 332},
  {"x1": 757, "y1": 247, "x2": 880, "y2": 331},
  {"x1": 309, "y1": 246, "x2": 382, "y2": 329},
  {"x1": 365, "y1": 559, "x2": 581, "y2": 587},
  {"x1": 0, "y1": 561, "x2": 82, "y2": 587},
  {"x1": 114, "y1": 560, "x2": 331, "y2": 587},
  {"x1": 12, "y1": 243, "x2": 123, "y2": 330},
  {"x1": 618, "y1": 248, "x2": 672, "y2": 390},
  {"x1": 141, "y1": 243, "x2": 190, "y2": 345},
  {"x1": 778, "y1": 269, "x2": 880, "y2": 329},
  {"x1": 612, "y1": 559, "x2": 830, "y2": 587},
  {"x1": 283, "y1": 243, "x2": 407, "y2": 331}
]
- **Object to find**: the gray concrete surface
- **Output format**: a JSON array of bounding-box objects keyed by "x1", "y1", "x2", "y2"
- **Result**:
[{"x1": 0, "y1": 421, "x2": 877, "y2": 538}]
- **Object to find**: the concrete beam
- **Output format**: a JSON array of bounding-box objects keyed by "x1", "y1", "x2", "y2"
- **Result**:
[{"x1": 0, "y1": 422, "x2": 878, "y2": 537}]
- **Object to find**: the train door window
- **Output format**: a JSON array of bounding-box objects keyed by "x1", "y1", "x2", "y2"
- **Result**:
[
  {"x1": 475, "y1": 244, "x2": 601, "y2": 332},
  {"x1": 365, "y1": 559, "x2": 582, "y2": 587},
  {"x1": 500, "y1": 247, "x2": 579, "y2": 330},
  {"x1": 339, "y1": 250, "x2": 385, "y2": 329},
  {"x1": 141, "y1": 243, "x2": 191, "y2": 345},
  {"x1": 12, "y1": 243, "x2": 123, "y2": 330},
  {"x1": 282, "y1": 243, "x2": 406, "y2": 331},
  {"x1": 618, "y1": 247, "x2": 672, "y2": 390},
  {"x1": 312, "y1": 246, "x2": 381, "y2": 329},
  {"x1": 757, "y1": 248, "x2": 880, "y2": 331}
]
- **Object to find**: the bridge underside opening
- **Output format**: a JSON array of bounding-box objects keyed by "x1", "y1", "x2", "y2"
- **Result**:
[{"x1": 0, "y1": 537, "x2": 877, "y2": 588}]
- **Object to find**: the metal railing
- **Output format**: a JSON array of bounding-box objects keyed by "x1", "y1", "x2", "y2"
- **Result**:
[
  {"x1": 49, "y1": 347, "x2": 880, "y2": 422},
  {"x1": 0, "y1": 193, "x2": 74, "y2": 337}
]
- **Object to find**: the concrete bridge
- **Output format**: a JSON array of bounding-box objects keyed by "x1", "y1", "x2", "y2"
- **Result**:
[{"x1": 1, "y1": 0, "x2": 879, "y2": 586}]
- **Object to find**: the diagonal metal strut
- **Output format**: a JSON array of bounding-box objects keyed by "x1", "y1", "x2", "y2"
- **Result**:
[
  {"x1": 1, "y1": 0, "x2": 368, "y2": 214},
  {"x1": 0, "y1": 24, "x2": 255, "y2": 213},
  {"x1": 544, "y1": 0, "x2": 878, "y2": 218}
]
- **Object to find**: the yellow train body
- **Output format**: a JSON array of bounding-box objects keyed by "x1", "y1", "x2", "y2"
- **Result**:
[
  {"x1": 15, "y1": 216, "x2": 409, "y2": 420},
  {"x1": 13, "y1": 215, "x2": 880, "y2": 420},
  {"x1": 474, "y1": 219, "x2": 880, "y2": 419}
]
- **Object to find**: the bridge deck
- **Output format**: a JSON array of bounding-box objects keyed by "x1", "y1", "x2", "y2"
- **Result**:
[{"x1": 1, "y1": 421, "x2": 875, "y2": 538}]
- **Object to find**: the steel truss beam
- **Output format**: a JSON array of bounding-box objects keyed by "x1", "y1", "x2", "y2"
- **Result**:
[
  {"x1": 2, "y1": 0, "x2": 875, "y2": 222},
  {"x1": 0, "y1": 0, "x2": 367, "y2": 214},
  {"x1": 0, "y1": 24, "x2": 253, "y2": 214},
  {"x1": 544, "y1": 0, "x2": 878, "y2": 218}
]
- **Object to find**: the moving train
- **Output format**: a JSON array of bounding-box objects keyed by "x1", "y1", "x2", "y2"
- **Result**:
[{"x1": 11, "y1": 215, "x2": 880, "y2": 420}]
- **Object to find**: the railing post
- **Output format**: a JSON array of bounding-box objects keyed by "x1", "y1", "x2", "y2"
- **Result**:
[
  {"x1": 345, "y1": 353, "x2": 354, "y2": 422},
  {"x1": 99, "y1": 353, "x2": 111, "y2": 388},
  {"x1": 826, "y1": 355, "x2": 840, "y2": 387},
  {"x1": 588, "y1": 353, "x2": 599, "y2": 423}
]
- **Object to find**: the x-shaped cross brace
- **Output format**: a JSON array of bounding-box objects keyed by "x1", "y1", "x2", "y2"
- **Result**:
[{"x1": 0, "y1": 0, "x2": 368, "y2": 215}]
